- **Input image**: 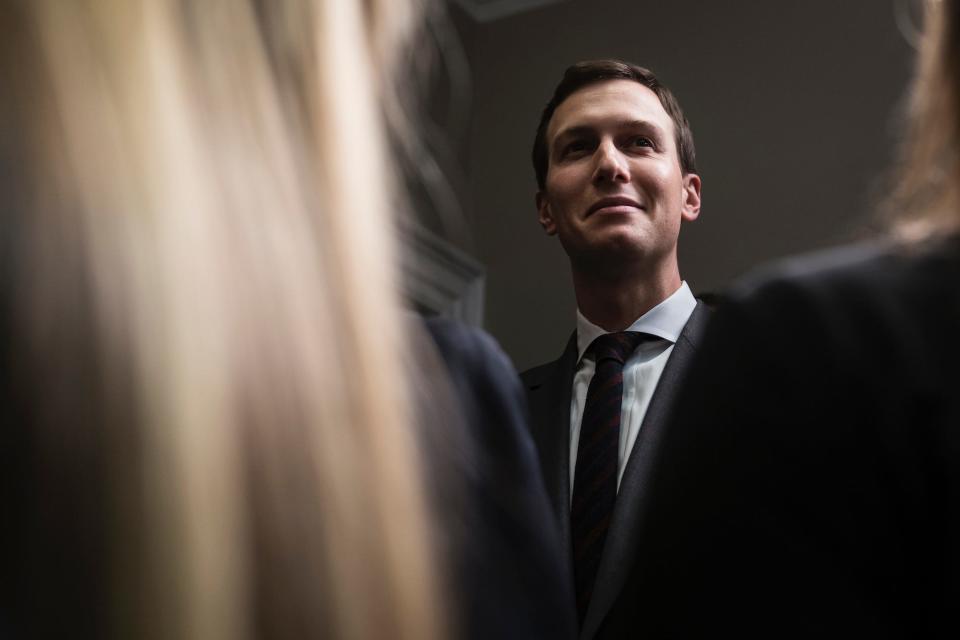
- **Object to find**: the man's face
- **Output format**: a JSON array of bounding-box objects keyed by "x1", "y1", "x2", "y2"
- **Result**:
[{"x1": 537, "y1": 79, "x2": 701, "y2": 277}]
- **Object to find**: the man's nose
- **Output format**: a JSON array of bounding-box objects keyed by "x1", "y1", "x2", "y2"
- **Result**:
[{"x1": 592, "y1": 140, "x2": 630, "y2": 185}]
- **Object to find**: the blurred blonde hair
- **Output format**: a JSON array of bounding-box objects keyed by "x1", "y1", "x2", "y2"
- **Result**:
[
  {"x1": 3, "y1": 0, "x2": 441, "y2": 638},
  {"x1": 889, "y1": 0, "x2": 960, "y2": 240}
]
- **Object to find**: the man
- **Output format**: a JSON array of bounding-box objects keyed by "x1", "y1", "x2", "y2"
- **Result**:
[{"x1": 520, "y1": 59, "x2": 710, "y2": 639}]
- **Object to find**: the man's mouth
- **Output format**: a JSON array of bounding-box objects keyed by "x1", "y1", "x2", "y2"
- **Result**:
[{"x1": 586, "y1": 196, "x2": 644, "y2": 217}]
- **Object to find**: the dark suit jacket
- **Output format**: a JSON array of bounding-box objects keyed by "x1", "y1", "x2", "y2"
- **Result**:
[
  {"x1": 624, "y1": 240, "x2": 960, "y2": 637},
  {"x1": 519, "y1": 302, "x2": 711, "y2": 640},
  {"x1": 424, "y1": 318, "x2": 577, "y2": 640}
]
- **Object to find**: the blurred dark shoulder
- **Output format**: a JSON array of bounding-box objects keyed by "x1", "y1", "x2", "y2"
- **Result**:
[
  {"x1": 413, "y1": 315, "x2": 577, "y2": 640},
  {"x1": 702, "y1": 236, "x2": 960, "y2": 435},
  {"x1": 731, "y1": 234, "x2": 960, "y2": 310},
  {"x1": 423, "y1": 316, "x2": 524, "y2": 407}
]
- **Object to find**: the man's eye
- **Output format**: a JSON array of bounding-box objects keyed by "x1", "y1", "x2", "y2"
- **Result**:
[
  {"x1": 630, "y1": 136, "x2": 653, "y2": 148},
  {"x1": 564, "y1": 141, "x2": 587, "y2": 155}
]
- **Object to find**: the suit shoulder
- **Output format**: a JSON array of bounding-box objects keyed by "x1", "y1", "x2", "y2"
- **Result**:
[
  {"x1": 519, "y1": 359, "x2": 560, "y2": 391},
  {"x1": 730, "y1": 239, "x2": 960, "y2": 326},
  {"x1": 733, "y1": 239, "x2": 957, "y2": 299},
  {"x1": 422, "y1": 317, "x2": 522, "y2": 393},
  {"x1": 519, "y1": 331, "x2": 577, "y2": 391},
  {"x1": 421, "y1": 316, "x2": 533, "y2": 458}
]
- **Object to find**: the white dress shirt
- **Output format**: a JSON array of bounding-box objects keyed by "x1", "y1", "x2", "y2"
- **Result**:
[{"x1": 569, "y1": 281, "x2": 697, "y2": 499}]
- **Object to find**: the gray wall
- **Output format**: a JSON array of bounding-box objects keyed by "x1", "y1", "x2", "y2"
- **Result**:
[{"x1": 449, "y1": 0, "x2": 914, "y2": 371}]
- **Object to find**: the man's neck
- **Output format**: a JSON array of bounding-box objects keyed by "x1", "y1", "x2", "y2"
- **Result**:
[{"x1": 572, "y1": 267, "x2": 682, "y2": 332}]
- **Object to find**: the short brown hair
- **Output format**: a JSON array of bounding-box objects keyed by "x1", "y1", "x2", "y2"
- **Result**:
[{"x1": 532, "y1": 59, "x2": 697, "y2": 190}]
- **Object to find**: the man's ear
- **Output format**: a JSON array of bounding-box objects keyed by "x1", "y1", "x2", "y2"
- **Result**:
[
  {"x1": 681, "y1": 173, "x2": 702, "y2": 222},
  {"x1": 536, "y1": 191, "x2": 558, "y2": 235}
]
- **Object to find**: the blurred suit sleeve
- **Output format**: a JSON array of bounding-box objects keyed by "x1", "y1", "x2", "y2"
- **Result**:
[{"x1": 423, "y1": 317, "x2": 577, "y2": 640}]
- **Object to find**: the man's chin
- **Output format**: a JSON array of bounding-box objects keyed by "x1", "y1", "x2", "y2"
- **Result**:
[
  {"x1": 574, "y1": 241, "x2": 654, "y2": 272},
  {"x1": 575, "y1": 228, "x2": 675, "y2": 265},
  {"x1": 590, "y1": 231, "x2": 653, "y2": 257}
]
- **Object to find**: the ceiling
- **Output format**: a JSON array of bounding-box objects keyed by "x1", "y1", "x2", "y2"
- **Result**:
[{"x1": 450, "y1": 0, "x2": 571, "y2": 23}]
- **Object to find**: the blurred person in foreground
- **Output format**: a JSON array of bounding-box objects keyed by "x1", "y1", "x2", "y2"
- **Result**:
[
  {"x1": 624, "y1": 0, "x2": 960, "y2": 636},
  {"x1": 0, "y1": 0, "x2": 573, "y2": 638}
]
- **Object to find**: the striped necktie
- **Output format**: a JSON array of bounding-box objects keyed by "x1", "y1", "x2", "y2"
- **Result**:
[{"x1": 571, "y1": 330, "x2": 646, "y2": 623}]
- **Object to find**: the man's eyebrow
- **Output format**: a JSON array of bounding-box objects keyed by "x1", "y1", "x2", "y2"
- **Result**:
[
  {"x1": 620, "y1": 119, "x2": 667, "y2": 137},
  {"x1": 552, "y1": 125, "x2": 596, "y2": 143},
  {"x1": 553, "y1": 119, "x2": 667, "y2": 144}
]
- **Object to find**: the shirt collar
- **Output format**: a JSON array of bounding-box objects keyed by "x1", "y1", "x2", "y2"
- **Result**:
[{"x1": 575, "y1": 281, "x2": 697, "y2": 361}]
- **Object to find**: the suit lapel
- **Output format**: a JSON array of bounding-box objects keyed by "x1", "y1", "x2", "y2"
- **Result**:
[
  {"x1": 524, "y1": 332, "x2": 578, "y2": 569},
  {"x1": 579, "y1": 302, "x2": 712, "y2": 640}
]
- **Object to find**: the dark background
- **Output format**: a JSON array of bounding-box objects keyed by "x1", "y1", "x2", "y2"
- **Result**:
[{"x1": 426, "y1": 0, "x2": 916, "y2": 371}]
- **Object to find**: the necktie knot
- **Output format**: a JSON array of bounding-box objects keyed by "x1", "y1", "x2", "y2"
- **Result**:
[{"x1": 589, "y1": 331, "x2": 646, "y2": 365}]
